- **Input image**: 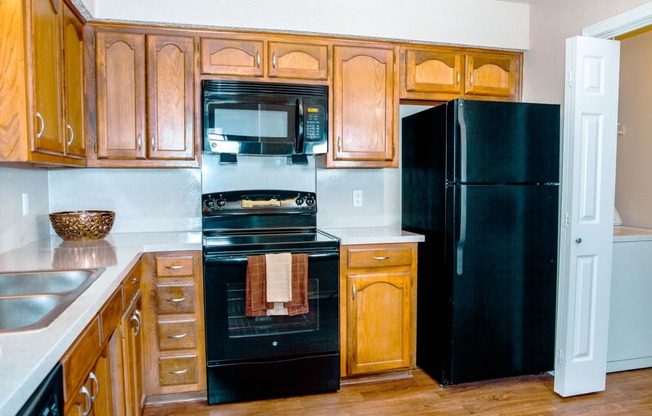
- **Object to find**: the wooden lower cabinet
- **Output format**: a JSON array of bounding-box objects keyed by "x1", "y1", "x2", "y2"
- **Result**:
[
  {"x1": 340, "y1": 243, "x2": 418, "y2": 377},
  {"x1": 140, "y1": 251, "x2": 206, "y2": 398},
  {"x1": 120, "y1": 292, "x2": 145, "y2": 416}
]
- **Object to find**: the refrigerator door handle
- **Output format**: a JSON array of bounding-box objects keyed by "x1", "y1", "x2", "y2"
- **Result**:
[{"x1": 456, "y1": 185, "x2": 467, "y2": 275}]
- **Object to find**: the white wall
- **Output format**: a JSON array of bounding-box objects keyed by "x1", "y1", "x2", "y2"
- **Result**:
[
  {"x1": 89, "y1": 0, "x2": 529, "y2": 50},
  {"x1": 0, "y1": 167, "x2": 50, "y2": 254},
  {"x1": 524, "y1": 0, "x2": 651, "y2": 104},
  {"x1": 614, "y1": 30, "x2": 652, "y2": 228},
  {"x1": 48, "y1": 168, "x2": 202, "y2": 233}
]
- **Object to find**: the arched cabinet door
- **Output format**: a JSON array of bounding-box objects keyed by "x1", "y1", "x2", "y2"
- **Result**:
[
  {"x1": 331, "y1": 44, "x2": 398, "y2": 168},
  {"x1": 147, "y1": 35, "x2": 195, "y2": 160},
  {"x1": 95, "y1": 31, "x2": 147, "y2": 160},
  {"x1": 464, "y1": 52, "x2": 521, "y2": 101}
]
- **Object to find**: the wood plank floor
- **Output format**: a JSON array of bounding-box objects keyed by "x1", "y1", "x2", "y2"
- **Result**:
[{"x1": 143, "y1": 368, "x2": 652, "y2": 415}]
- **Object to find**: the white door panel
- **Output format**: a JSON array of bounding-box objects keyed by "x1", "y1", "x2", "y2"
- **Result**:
[{"x1": 555, "y1": 36, "x2": 620, "y2": 397}]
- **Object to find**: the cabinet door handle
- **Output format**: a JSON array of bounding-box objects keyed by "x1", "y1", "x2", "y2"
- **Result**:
[
  {"x1": 66, "y1": 124, "x2": 74, "y2": 146},
  {"x1": 166, "y1": 297, "x2": 186, "y2": 303},
  {"x1": 272, "y1": 52, "x2": 277, "y2": 69},
  {"x1": 88, "y1": 371, "x2": 99, "y2": 402},
  {"x1": 256, "y1": 51, "x2": 261, "y2": 68},
  {"x1": 151, "y1": 134, "x2": 156, "y2": 150},
  {"x1": 168, "y1": 369, "x2": 189, "y2": 375},
  {"x1": 131, "y1": 309, "x2": 142, "y2": 336},
  {"x1": 372, "y1": 256, "x2": 389, "y2": 261},
  {"x1": 456, "y1": 71, "x2": 461, "y2": 86},
  {"x1": 35, "y1": 112, "x2": 45, "y2": 138},
  {"x1": 352, "y1": 284, "x2": 356, "y2": 300},
  {"x1": 168, "y1": 333, "x2": 188, "y2": 339},
  {"x1": 137, "y1": 133, "x2": 142, "y2": 151},
  {"x1": 131, "y1": 277, "x2": 140, "y2": 285},
  {"x1": 337, "y1": 136, "x2": 342, "y2": 153},
  {"x1": 165, "y1": 265, "x2": 183, "y2": 270},
  {"x1": 470, "y1": 73, "x2": 474, "y2": 87},
  {"x1": 79, "y1": 385, "x2": 92, "y2": 416}
]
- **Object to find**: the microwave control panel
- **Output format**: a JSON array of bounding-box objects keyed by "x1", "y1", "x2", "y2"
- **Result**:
[{"x1": 305, "y1": 106, "x2": 324, "y2": 141}]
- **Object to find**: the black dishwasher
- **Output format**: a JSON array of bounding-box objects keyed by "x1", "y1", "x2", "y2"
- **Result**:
[{"x1": 16, "y1": 363, "x2": 64, "y2": 416}]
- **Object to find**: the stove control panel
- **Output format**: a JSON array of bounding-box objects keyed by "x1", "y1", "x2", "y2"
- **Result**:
[{"x1": 202, "y1": 190, "x2": 318, "y2": 215}]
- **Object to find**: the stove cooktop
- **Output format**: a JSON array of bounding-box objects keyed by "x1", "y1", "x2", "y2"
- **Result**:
[{"x1": 203, "y1": 230, "x2": 339, "y2": 254}]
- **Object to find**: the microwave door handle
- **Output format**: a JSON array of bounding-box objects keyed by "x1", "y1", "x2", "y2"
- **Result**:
[{"x1": 295, "y1": 98, "x2": 304, "y2": 153}]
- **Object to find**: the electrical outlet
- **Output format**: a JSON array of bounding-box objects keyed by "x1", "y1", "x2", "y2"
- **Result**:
[{"x1": 353, "y1": 190, "x2": 363, "y2": 207}]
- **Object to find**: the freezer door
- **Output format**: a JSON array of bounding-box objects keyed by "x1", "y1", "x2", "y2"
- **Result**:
[
  {"x1": 450, "y1": 99, "x2": 561, "y2": 184},
  {"x1": 447, "y1": 183, "x2": 558, "y2": 385}
]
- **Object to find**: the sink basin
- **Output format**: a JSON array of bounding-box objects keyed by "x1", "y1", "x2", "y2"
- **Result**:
[
  {"x1": 0, "y1": 295, "x2": 66, "y2": 331},
  {"x1": 0, "y1": 270, "x2": 98, "y2": 296},
  {"x1": 0, "y1": 268, "x2": 105, "y2": 333}
]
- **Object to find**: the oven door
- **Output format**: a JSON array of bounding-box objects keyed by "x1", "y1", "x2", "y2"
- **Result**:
[{"x1": 203, "y1": 248, "x2": 339, "y2": 365}]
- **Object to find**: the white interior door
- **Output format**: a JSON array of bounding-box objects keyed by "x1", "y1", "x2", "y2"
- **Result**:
[{"x1": 554, "y1": 35, "x2": 620, "y2": 397}]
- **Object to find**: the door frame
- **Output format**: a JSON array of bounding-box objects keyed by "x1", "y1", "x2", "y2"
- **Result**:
[{"x1": 582, "y1": 3, "x2": 652, "y2": 39}]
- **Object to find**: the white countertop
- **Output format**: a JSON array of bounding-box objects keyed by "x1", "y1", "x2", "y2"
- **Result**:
[
  {"x1": 0, "y1": 232, "x2": 201, "y2": 415},
  {"x1": 321, "y1": 227, "x2": 425, "y2": 245}
]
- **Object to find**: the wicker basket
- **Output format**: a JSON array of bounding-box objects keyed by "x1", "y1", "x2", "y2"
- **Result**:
[{"x1": 49, "y1": 210, "x2": 115, "y2": 241}]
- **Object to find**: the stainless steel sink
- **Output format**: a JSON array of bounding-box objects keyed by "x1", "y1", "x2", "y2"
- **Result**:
[
  {"x1": 0, "y1": 268, "x2": 105, "y2": 333},
  {"x1": 0, "y1": 270, "x2": 98, "y2": 296}
]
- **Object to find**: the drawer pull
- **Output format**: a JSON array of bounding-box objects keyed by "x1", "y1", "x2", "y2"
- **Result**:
[
  {"x1": 373, "y1": 256, "x2": 390, "y2": 261},
  {"x1": 168, "y1": 333, "x2": 188, "y2": 339},
  {"x1": 165, "y1": 265, "x2": 184, "y2": 270},
  {"x1": 168, "y1": 369, "x2": 189, "y2": 375},
  {"x1": 166, "y1": 297, "x2": 186, "y2": 303},
  {"x1": 130, "y1": 277, "x2": 139, "y2": 285}
]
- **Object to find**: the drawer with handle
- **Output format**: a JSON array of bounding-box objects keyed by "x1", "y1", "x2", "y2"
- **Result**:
[
  {"x1": 159, "y1": 355, "x2": 198, "y2": 386},
  {"x1": 158, "y1": 318, "x2": 198, "y2": 351},
  {"x1": 155, "y1": 255, "x2": 194, "y2": 277},
  {"x1": 156, "y1": 283, "x2": 196, "y2": 314},
  {"x1": 346, "y1": 245, "x2": 413, "y2": 269}
]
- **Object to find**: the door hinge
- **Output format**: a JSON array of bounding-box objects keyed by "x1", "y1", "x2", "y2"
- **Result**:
[
  {"x1": 564, "y1": 212, "x2": 570, "y2": 227},
  {"x1": 557, "y1": 348, "x2": 563, "y2": 364},
  {"x1": 567, "y1": 71, "x2": 574, "y2": 88},
  {"x1": 120, "y1": 325, "x2": 125, "y2": 340}
]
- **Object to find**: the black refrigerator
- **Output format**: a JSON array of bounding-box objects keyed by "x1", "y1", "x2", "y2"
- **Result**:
[{"x1": 401, "y1": 98, "x2": 560, "y2": 386}]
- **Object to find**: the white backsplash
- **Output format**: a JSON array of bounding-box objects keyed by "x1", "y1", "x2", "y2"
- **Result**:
[
  {"x1": 201, "y1": 154, "x2": 316, "y2": 194},
  {"x1": 0, "y1": 167, "x2": 51, "y2": 254},
  {"x1": 1, "y1": 156, "x2": 401, "y2": 254},
  {"x1": 48, "y1": 168, "x2": 202, "y2": 233}
]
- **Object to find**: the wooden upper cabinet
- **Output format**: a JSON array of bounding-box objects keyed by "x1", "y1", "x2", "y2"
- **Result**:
[
  {"x1": 201, "y1": 35, "x2": 329, "y2": 80},
  {"x1": 400, "y1": 47, "x2": 464, "y2": 100},
  {"x1": 91, "y1": 28, "x2": 197, "y2": 167},
  {"x1": 32, "y1": 0, "x2": 63, "y2": 155},
  {"x1": 0, "y1": 0, "x2": 85, "y2": 166},
  {"x1": 268, "y1": 41, "x2": 328, "y2": 80},
  {"x1": 331, "y1": 44, "x2": 398, "y2": 168},
  {"x1": 464, "y1": 52, "x2": 521, "y2": 100},
  {"x1": 62, "y1": 3, "x2": 85, "y2": 158},
  {"x1": 147, "y1": 35, "x2": 195, "y2": 160},
  {"x1": 95, "y1": 31, "x2": 146, "y2": 160},
  {"x1": 201, "y1": 37, "x2": 264, "y2": 77}
]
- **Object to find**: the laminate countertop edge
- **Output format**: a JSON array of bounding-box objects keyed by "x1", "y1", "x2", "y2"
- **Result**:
[{"x1": 320, "y1": 227, "x2": 425, "y2": 245}]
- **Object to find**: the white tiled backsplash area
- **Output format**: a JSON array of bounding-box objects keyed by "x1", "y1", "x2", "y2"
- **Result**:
[
  {"x1": 48, "y1": 168, "x2": 203, "y2": 233},
  {"x1": 0, "y1": 167, "x2": 51, "y2": 254},
  {"x1": 0, "y1": 161, "x2": 400, "y2": 254}
]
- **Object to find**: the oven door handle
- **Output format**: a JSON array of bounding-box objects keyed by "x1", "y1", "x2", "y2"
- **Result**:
[{"x1": 204, "y1": 251, "x2": 339, "y2": 264}]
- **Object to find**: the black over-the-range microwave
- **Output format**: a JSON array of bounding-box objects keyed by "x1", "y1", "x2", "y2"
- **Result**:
[{"x1": 202, "y1": 80, "x2": 328, "y2": 159}]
